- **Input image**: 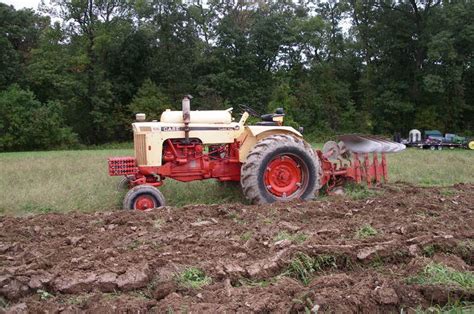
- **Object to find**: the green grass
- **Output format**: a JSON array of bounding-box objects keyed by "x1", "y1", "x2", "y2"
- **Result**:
[
  {"x1": 408, "y1": 263, "x2": 474, "y2": 290},
  {"x1": 344, "y1": 183, "x2": 380, "y2": 200},
  {"x1": 237, "y1": 278, "x2": 276, "y2": 288},
  {"x1": 240, "y1": 231, "x2": 253, "y2": 242},
  {"x1": 0, "y1": 145, "x2": 472, "y2": 215},
  {"x1": 387, "y1": 148, "x2": 474, "y2": 186},
  {"x1": 413, "y1": 301, "x2": 474, "y2": 314},
  {"x1": 0, "y1": 149, "x2": 242, "y2": 215},
  {"x1": 284, "y1": 253, "x2": 337, "y2": 285},
  {"x1": 274, "y1": 231, "x2": 308, "y2": 244},
  {"x1": 355, "y1": 224, "x2": 378, "y2": 239},
  {"x1": 0, "y1": 297, "x2": 8, "y2": 310},
  {"x1": 37, "y1": 289, "x2": 54, "y2": 300},
  {"x1": 175, "y1": 267, "x2": 211, "y2": 289},
  {"x1": 423, "y1": 245, "x2": 436, "y2": 257}
]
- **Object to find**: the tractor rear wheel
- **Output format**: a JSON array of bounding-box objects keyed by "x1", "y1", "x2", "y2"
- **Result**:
[
  {"x1": 241, "y1": 134, "x2": 320, "y2": 204},
  {"x1": 123, "y1": 185, "x2": 166, "y2": 211}
]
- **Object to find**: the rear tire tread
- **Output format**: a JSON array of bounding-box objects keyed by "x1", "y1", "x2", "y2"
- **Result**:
[{"x1": 241, "y1": 134, "x2": 320, "y2": 204}]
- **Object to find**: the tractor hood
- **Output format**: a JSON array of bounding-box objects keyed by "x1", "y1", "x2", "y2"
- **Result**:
[{"x1": 160, "y1": 108, "x2": 233, "y2": 124}]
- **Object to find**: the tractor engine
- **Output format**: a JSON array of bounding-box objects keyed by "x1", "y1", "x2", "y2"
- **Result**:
[
  {"x1": 162, "y1": 138, "x2": 204, "y2": 164},
  {"x1": 152, "y1": 138, "x2": 241, "y2": 183}
]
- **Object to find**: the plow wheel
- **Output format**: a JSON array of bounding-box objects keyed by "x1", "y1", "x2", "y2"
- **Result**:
[
  {"x1": 241, "y1": 134, "x2": 320, "y2": 204},
  {"x1": 123, "y1": 185, "x2": 166, "y2": 211}
]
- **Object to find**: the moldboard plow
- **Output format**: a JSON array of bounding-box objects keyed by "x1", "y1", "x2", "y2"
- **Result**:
[{"x1": 318, "y1": 135, "x2": 405, "y2": 192}]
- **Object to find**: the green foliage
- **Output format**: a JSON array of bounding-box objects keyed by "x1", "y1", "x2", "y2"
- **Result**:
[
  {"x1": 0, "y1": 3, "x2": 47, "y2": 88},
  {"x1": 129, "y1": 79, "x2": 171, "y2": 121},
  {"x1": 407, "y1": 263, "x2": 474, "y2": 290},
  {"x1": 415, "y1": 107, "x2": 443, "y2": 131},
  {"x1": 240, "y1": 231, "x2": 253, "y2": 242},
  {"x1": 1, "y1": 1, "x2": 473, "y2": 148},
  {"x1": 413, "y1": 301, "x2": 474, "y2": 314},
  {"x1": 284, "y1": 252, "x2": 337, "y2": 285},
  {"x1": 0, "y1": 297, "x2": 8, "y2": 310},
  {"x1": 344, "y1": 183, "x2": 379, "y2": 200},
  {"x1": 0, "y1": 0, "x2": 474, "y2": 150},
  {"x1": 0, "y1": 85, "x2": 78, "y2": 151},
  {"x1": 422, "y1": 245, "x2": 436, "y2": 258},
  {"x1": 37, "y1": 289, "x2": 54, "y2": 300},
  {"x1": 176, "y1": 267, "x2": 211, "y2": 289},
  {"x1": 274, "y1": 231, "x2": 307, "y2": 244},
  {"x1": 268, "y1": 82, "x2": 299, "y2": 128},
  {"x1": 237, "y1": 278, "x2": 276, "y2": 288},
  {"x1": 355, "y1": 225, "x2": 378, "y2": 239}
]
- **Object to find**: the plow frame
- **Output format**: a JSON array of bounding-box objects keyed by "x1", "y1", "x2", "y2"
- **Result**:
[{"x1": 318, "y1": 150, "x2": 388, "y2": 192}]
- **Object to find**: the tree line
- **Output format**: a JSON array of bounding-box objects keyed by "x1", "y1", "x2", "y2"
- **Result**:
[{"x1": 1, "y1": 0, "x2": 473, "y2": 151}]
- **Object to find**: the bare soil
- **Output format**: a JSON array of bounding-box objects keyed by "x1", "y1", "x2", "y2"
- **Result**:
[{"x1": 1, "y1": 183, "x2": 473, "y2": 313}]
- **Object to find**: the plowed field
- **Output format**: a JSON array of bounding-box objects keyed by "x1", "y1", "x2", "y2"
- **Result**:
[{"x1": 1, "y1": 183, "x2": 473, "y2": 313}]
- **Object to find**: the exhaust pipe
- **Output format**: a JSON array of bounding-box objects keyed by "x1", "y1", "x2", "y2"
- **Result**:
[{"x1": 182, "y1": 95, "x2": 192, "y2": 144}]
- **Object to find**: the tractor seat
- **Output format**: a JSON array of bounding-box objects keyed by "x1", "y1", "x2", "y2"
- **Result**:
[
  {"x1": 256, "y1": 108, "x2": 284, "y2": 126},
  {"x1": 256, "y1": 121, "x2": 278, "y2": 126}
]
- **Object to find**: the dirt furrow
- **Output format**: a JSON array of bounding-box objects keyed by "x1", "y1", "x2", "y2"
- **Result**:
[{"x1": 1, "y1": 183, "x2": 473, "y2": 313}]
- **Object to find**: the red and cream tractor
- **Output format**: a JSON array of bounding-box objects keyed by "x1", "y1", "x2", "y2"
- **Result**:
[{"x1": 108, "y1": 96, "x2": 405, "y2": 210}]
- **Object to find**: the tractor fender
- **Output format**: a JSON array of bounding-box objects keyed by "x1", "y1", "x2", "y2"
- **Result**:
[
  {"x1": 247, "y1": 125, "x2": 302, "y2": 139},
  {"x1": 238, "y1": 126, "x2": 303, "y2": 162}
]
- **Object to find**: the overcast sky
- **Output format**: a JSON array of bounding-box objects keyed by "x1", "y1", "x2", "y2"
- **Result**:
[
  {"x1": 2, "y1": 0, "x2": 351, "y2": 33},
  {"x1": 2, "y1": 0, "x2": 42, "y2": 10}
]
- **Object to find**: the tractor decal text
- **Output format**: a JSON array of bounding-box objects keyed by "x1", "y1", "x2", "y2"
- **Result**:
[{"x1": 160, "y1": 126, "x2": 239, "y2": 132}]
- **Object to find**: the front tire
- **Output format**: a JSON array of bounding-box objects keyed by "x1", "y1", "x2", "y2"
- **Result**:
[
  {"x1": 123, "y1": 185, "x2": 166, "y2": 211},
  {"x1": 241, "y1": 134, "x2": 320, "y2": 204}
]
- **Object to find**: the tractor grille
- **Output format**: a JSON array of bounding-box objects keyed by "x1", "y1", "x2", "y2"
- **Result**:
[
  {"x1": 108, "y1": 157, "x2": 137, "y2": 176},
  {"x1": 134, "y1": 133, "x2": 147, "y2": 165}
]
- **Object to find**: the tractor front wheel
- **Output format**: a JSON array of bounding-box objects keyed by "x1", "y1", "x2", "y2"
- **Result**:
[
  {"x1": 123, "y1": 185, "x2": 166, "y2": 211},
  {"x1": 241, "y1": 134, "x2": 320, "y2": 204}
]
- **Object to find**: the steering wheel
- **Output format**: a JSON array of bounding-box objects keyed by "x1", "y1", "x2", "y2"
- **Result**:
[{"x1": 238, "y1": 104, "x2": 260, "y2": 118}]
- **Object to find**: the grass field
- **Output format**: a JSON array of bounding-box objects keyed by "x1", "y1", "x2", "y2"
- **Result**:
[{"x1": 0, "y1": 146, "x2": 472, "y2": 215}]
